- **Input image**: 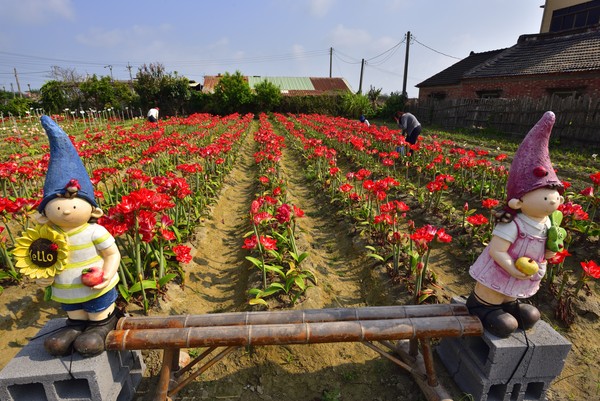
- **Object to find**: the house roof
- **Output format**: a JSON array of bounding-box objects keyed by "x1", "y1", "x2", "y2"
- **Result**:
[
  {"x1": 417, "y1": 26, "x2": 600, "y2": 88},
  {"x1": 202, "y1": 75, "x2": 352, "y2": 95},
  {"x1": 464, "y1": 26, "x2": 600, "y2": 79},
  {"x1": 416, "y1": 49, "x2": 505, "y2": 87}
]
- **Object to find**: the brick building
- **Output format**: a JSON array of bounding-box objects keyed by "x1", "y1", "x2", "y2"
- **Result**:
[{"x1": 417, "y1": 0, "x2": 600, "y2": 101}]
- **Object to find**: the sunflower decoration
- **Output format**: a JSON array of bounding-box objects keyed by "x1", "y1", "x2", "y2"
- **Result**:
[{"x1": 13, "y1": 224, "x2": 69, "y2": 279}]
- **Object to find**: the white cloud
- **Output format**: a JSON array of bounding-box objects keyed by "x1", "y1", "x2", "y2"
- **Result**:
[
  {"x1": 309, "y1": 0, "x2": 336, "y2": 18},
  {"x1": 0, "y1": 0, "x2": 75, "y2": 23},
  {"x1": 75, "y1": 28, "x2": 125, "y2": 48},
  {"x1": 329, "y1": 24, "x2": 371, "y2": 48}
]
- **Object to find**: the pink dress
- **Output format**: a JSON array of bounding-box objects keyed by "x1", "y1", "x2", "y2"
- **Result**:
[{"x1": 469, "y1": 215, "x2": 547, "y2": 298}]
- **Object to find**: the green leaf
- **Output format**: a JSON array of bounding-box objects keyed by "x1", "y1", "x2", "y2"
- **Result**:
[
  {"x1": 249, "y1": 298, "x2": 268, "y2": 306},
  {"x1": 245, "y1": 256, "x2": 263, "y2": 268},
  {"x1": 129, "y1": 279, "x2": 158, "y2": 294},
  {"x1": 290, "y1": 251, "x2": 309, "y2": 264},
  {"x1": 264, "y1": 264, "x2": 285, "y2": 278},
  {"x1": 248, "y1": 288, "x2": 262, "y2": 296},
  {"x1": 117, "y1": 284, "x2": 131, "y2": 302},
  {"x1": 158, "y1": 273, "x2": 177, "y2": 287},
  {"x1": 294, "y1": 276, "x2": 306, "y2": 291},
  {"x1": 367, "y1": 253, "x2": 385, "y2": 261}
]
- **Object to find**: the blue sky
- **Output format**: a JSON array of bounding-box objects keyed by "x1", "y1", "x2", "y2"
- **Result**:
[{"x1": 0, "y1": 0, "x2": 545, "y2": 98}]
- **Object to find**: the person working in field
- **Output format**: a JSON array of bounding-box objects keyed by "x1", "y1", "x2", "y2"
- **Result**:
[
  {"x1": 147, "y1": 107, "x2": 159, "y2": 123},
  {"x1": 394, "y1": 111, "x2": 421, "y2": 156}
]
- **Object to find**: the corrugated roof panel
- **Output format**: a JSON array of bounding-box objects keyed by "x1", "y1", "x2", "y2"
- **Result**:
[
  {"x1": 247, "y1": 76, "x2": 315, "y2": 90},
  {"x1": 310, "y1": 77, "x2": 351, "y2": 91}
]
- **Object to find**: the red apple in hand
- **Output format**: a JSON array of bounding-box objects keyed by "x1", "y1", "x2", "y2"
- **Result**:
[{"x1": 81, "y1": 267, "x2": 104, "y2": 287}]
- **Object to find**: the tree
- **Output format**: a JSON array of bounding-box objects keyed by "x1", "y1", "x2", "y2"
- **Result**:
[
  {"x1": 379, "y1": 91, "x2": 406, "y2": 119},
  {"x1": 40, "y1": 80, "x2": 68, "y2": 114},
  {"x1": 254, "y1": 80, "x2": 282, "y2": 112},
  {"x1": 80, "y1": 75, "x2": 137, "y2": 111},
  {"x1": 367, "y1": 85, "x2": 382, "y2": 109},
  {"x1": 134, "y1": 63, "x2": 190, "y2": 116},
  {"x1": 212, "y1": 71, "x2": 253, "y2": 115}
]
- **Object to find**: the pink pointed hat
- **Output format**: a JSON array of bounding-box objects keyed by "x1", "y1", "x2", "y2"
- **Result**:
[{"x1": 505, "y1": 111, "x2": 563, "y2": 201}]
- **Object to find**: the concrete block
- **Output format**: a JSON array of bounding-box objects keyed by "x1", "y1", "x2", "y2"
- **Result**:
[
  {"x1": 452, "y1": 347, "x2": 552, "y2": 401},
  {"x1": 0, "y1": 318, "x2": 145, "y2": 401},
  {"x1": 441, "y1": 297, "x2": 571, "y2": 401}
]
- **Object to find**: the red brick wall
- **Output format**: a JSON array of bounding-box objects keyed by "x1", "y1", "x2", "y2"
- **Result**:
[{"x1": 417, "y1": 72, "x2": 600, "y2": 100}]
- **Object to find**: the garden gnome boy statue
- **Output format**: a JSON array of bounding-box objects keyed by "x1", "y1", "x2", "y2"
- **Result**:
[
  {"x1": 16, "y1": 115, "x2": 121, "y2": 357},
  {"x1": 467, "y1": 111, "x2": 564, "y2": 338}
]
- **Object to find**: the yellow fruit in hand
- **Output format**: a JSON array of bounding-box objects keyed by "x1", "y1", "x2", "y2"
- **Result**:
[{"x1": 515, "y1": 256, "x2": 539, "y2": 276}]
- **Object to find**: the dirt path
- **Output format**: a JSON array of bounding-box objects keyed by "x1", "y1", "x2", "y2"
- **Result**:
[{"x1": 132, "y1": 128, "x2": 438, "y2": 400}]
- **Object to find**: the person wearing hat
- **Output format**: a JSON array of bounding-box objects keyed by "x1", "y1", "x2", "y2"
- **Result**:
[
  {"x1": 359, "y1": 114, "x2": 370, "y2": 127},
  {"x1": 466, "y1": 111, "x2": 565, "y2": 338},
  {"x1": 22, "y1": 116, "x2": 122, "y2": 357},
  {"x1": 147, "y1": 106, "x2": 159, "y2": 122}
]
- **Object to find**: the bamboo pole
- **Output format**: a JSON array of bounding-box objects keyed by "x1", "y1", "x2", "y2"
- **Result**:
[
  {"x1": 115, "y1": 304, "x2": 472, "y2": 330},
  {"x1": 106, "y1": 316, "x2": 482, "y2": 351}
]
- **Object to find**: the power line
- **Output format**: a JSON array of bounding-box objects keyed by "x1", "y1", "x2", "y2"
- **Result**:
[{"x1": 411, "y1": 37, "x2": 462, "y2": 60}]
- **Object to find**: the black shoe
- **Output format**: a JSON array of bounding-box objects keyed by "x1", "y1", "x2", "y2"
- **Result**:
[
  {"x1": 502, "y1": 301, "x2": 540, "y2": 330},
  {"x1": 44, "y1": 319, "x2": 88, "y2": 356},
  {"x1": 466, "y1": 293, "x2": 518, "y2": 338},
  {"x1": 73, "y1": 310, "x2": 121, "y2": 357}
]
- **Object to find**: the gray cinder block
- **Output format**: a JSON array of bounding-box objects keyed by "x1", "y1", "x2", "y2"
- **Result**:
[
  {"x1": 0, "y1": 318, "x2": 145, "y2": 401},
  {"x1": 439, "y1": 297, "x2": 571, "y2": 401}
]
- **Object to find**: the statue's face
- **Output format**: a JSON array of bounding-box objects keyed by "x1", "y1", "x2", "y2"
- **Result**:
[
  {"x1": 519, "y1": 187, "x2": 564, "y2": 219},
  {"x1": 44, "y1": 197, "x2": 94, "y2": 229}
]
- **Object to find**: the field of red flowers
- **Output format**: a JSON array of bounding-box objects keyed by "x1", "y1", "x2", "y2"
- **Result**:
[{"x1": 0, "y1": 112, "x2": 599, "y2": 400}]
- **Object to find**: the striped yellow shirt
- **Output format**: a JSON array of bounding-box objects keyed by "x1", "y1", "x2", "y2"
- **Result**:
[{"x1": 51, "y1": 223, "x2": 119, "y2": 304}]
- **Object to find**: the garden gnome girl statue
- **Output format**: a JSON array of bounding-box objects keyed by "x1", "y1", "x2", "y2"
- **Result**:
[
  {"x1": 15, "y1": 116, "x2": 121, "y2": 357},
  {"x1": 467, "y1": 111, "x2": 564, "y2": 338}
]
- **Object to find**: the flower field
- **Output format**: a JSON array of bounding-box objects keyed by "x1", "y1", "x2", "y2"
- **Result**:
[{"x1": 1, "y1": 112, "x2": 599, "y2": 400}]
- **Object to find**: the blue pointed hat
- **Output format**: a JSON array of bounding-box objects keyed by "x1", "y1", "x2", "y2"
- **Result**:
[{"x1": 38, "y1": 115, "x2": 97, "y2": 212}]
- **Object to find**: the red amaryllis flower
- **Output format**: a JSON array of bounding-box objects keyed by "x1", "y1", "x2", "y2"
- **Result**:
[
  {"x1": 581, "y1": 260, "x2": 600, "y2": 279},
  {"x1": 374, "y1": 213, "x2": 395, "y2": 225},
  {"x1": 548, "y1": 248, "x2": 571, "y2": 265},
  {"x1": 259, "y1": 176, "x2": 270, "y2": 185},
  {"x1": 275, "y1": 204, "x2": 292, "y2": 224},
  {"x1": 293, "y1": 205, "x2": 304, "y2": 218},
  {"x1": 340, "y1": 183, "x2": 353, "y2": 193},
  {"x1": 242, "y1": 235, "x2": 258, "y2": 250},
  {"x1": 467, "y1": 214, "x2": 489, "y2": 226},
  {"x1": 253, "y1": 212, "x2": 272, "y2": 225},
  {"x1": 173, "y1": 245, "x2": 192, "y2": 263},
  {"x1": 482, "y1": 198, "x2": 500, "y2": 209},
  {"x1": 559, "y1": 202, "x2": 589, "y2": 220},
  {"x1": 580, "y1": 186, "x2": 594, "y2": 197},
  {"x1": 260, "y1": 236, "x2": 278, "y2": 251},
  {"x1": 160, "y1": 229, "x2": 176, "y2": 241},
  {"x1": 436, "y1": 228, "x2": 452, "y2": 243},
  {"x1": 590, "y1": 171, "x2": 600, "y2": 186},
  {"x1": 250, "y1": 199, "x2": 261, "y2": 215}
]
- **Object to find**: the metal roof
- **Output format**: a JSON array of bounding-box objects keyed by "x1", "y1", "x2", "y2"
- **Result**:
[
  {"x1": 202, "y1": 75, "x2": 351, "y2": 95},
  {"x1": 247, "y1": 76, "x2": 315, "y2": 90}
]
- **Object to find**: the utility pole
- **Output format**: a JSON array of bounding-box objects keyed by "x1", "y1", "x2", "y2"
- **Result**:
[
  {"x1": 358, "y1": 58, "x2": 365, "y2": 94},
  {"x1": 13, "y1": 68, "x2": 22, "y2": 97},
  {"x1": 126, "y1": 63, "x2": 133, "y2": 84},
  {"x1": 104, "y1": 65, "x2": 113, "y2": 81},
  {"x1": 329, "y1": 48, "x2": 333, "y2": 78},
  {"x1": 402, "y1": 31, "x2": 411, "y2": 97}
]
